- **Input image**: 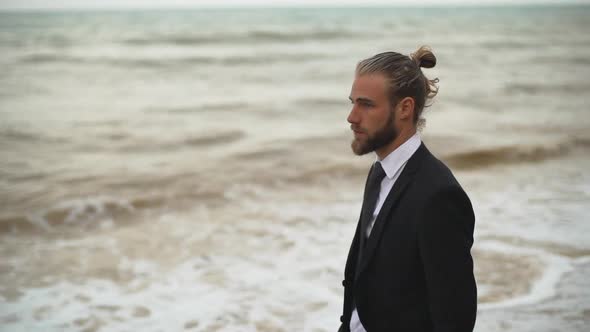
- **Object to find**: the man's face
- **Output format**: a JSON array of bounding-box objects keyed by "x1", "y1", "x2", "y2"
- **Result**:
[{"x1": 348, "y1": 73, "x2": 398, "y2": 156}]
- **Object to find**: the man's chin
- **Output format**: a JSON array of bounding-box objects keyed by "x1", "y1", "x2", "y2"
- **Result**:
[{"x1": 351, "y1": 139, "x2": 371, "y2": 156}]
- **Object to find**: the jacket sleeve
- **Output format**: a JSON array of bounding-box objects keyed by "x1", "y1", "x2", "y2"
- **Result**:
[{"x1": 417, "y1": 186, "x2": 477, "y2": 332}]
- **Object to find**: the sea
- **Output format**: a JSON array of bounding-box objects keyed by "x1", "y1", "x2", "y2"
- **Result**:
[{"x1": 0, "y1": 5, "x2": 589, "y2": 332}]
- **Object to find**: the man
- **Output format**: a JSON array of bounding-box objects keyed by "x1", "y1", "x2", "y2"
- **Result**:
[{"x1": 338, "y1": 46, "x2": 477, "y2": 332}]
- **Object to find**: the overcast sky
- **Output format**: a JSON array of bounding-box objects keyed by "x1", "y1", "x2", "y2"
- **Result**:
[{"x1": 0, "y1": 0, "x2": 587, "y2": 10}]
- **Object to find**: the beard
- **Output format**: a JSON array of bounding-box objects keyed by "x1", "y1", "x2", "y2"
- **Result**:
[{"x1": 351, "y1": 110, "x2": 398, "y2": 156}]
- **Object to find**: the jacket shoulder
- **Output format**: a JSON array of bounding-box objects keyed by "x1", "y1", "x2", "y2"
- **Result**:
[{"x1": 415, "y1": 145, "x2": 464, "y2": 194}]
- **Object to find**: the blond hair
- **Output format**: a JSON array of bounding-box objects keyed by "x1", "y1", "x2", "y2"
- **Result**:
[{"x1": 356, "y1": 45, "x2": 439, "y2": 129}]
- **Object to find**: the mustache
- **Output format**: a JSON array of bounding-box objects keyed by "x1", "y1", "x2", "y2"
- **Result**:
[{"x1": 350, "y1": 125, "x2": 366, "y2": 133}]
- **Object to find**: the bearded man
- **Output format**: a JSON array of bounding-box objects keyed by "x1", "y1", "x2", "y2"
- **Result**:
[{"x1": 338, "y1": 46, "x2": 477, "y2": 332}]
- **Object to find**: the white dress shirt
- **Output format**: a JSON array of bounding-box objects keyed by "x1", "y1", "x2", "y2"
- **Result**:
[{"x1": 350, "y1": 132, "x2": 422, "y2": 332}]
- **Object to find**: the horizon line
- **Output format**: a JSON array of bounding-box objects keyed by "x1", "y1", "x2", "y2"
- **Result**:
[{"x1": 1, "y1": 2, "x2": 589, "y2": 12}]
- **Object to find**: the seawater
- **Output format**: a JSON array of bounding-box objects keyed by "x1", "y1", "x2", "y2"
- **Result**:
[{"x1": 0, "y1": 6, "x2": 589, "y2": 332}]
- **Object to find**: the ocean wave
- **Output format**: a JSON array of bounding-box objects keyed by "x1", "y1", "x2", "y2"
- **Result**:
[
  {"x1": 504, "y1": 82, "x2": 590, "y2": 95},
  {"x1": 289, "y1": 163, "x2": 367, "y2": 184},
  {"x1": 114, "y1": 130, "x2": 245, "y2": 153},
  {"x1": 0, "y1": 35, "x2": 72, "y2": 48},
  {"x1": 531, "y1": 54, "x2": 590, "y2": 66},
  {"x1": 68, "y1": 129, "x2": 246, "y2": 153},
  {"x1": 443, "y1": 136, "x2": 590, "y2": 170},
  {"x1": 0, "y1": 193, "x2": 180, "y2": 235},
  {"x1": 0, "y1": 196, "x2": 137, "y2": 235},
  {"x1": 234, "y1": 147, "x2": 290, "y2": 161},
  {"x1": 19, "y1": 53, "x2": 79, "y2": 64},
  {"x1": 478, "y1": 39, "x2": 539, "y2": 49},
  {"x1": 296, "y1": 97, "x2": 347, "y2": 108},
  {"x1": 143, "y1": 102, "x2": 249, "y2": 114},
  {"x1": 18, "y1": 52, "x2": 324, "y2": 68},
  {"x1": 123, "y1": 29, "x2": 356, "y2": 46},
  {"x1": 0, "y1": 127, "x2": 68, "y2": 144},
  {"x1": 0, "y1": 127, "x2": 44, "y2": 142},
  {"x1": 0, "y1": 186, "x2": 229, "y2": 235},
  {"x1": 183, "y1": 131, "x2": 246, "y2": 147},
  {"x1": 19, "y1": 53, "x2": 208, "y2": 67}
]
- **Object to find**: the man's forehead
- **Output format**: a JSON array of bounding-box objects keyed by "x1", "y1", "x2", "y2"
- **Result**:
[{"x1": 350, "y1": 73, "x2": 388, "y2": 99}]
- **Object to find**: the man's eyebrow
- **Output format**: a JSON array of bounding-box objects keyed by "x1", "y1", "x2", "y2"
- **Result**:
[{"x1": 349, "y1": 96, "x2": 375, "y2": 104}]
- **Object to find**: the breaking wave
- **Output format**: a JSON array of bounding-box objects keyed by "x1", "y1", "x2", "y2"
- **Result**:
[{"x1": 443, "y1": 137, "x2": 590, "y2": 170}]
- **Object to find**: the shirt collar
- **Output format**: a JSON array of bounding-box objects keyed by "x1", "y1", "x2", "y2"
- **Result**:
[{"x1": 376, "y1": 132, "x2": 422, "y2": 179}]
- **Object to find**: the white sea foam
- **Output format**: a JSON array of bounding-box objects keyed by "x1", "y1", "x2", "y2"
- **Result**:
[
  {"x1": 477, "y1": 240, "x2": 573, "y2": 310},
  {"x1": 0, "y1": 253, "x2": 342, "y2": 332},
  {"x1": 0, "y1": 183, "x2": 359, "y2": 332}
]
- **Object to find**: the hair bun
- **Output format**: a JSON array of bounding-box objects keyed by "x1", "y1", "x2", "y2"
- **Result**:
[{"x1": 411, "y1": 45, "x2": 436, "y2": 69}]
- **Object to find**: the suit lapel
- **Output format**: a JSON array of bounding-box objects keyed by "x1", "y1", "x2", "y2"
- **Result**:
[
  {"x1": 345, "y1": 165, "x2": 374, "y2": 280},
  {"x1": 355, "y1": 142, "x2": 428, "y2": 280}
]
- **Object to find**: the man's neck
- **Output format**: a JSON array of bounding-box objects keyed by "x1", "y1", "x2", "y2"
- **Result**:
[{"x1": 375, "y1": 128, "x2": 417, "y2": 160}]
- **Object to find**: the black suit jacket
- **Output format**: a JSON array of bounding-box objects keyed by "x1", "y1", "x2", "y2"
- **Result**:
[{"x1": 338, "y1": 143, "x2": 477, "y2": 332}]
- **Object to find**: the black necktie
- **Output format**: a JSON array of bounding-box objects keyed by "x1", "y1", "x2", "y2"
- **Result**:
[{"x1": 360, "y1": 162, "x2": 386, "y2": 246}]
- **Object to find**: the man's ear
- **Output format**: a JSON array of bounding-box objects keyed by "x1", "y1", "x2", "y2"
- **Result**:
[{"x1": 397, "y1": 97, "x2": 415, "y2": 121}]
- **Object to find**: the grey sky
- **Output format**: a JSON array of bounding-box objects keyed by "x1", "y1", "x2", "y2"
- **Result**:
[{"x1": 1, "y1": 0, "x2": 587, "y2": 10}]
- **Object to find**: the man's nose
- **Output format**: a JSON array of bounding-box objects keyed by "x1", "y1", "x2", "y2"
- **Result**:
[{"x1": 347, "y1": 105, "x2": 360, "y2": 124}]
